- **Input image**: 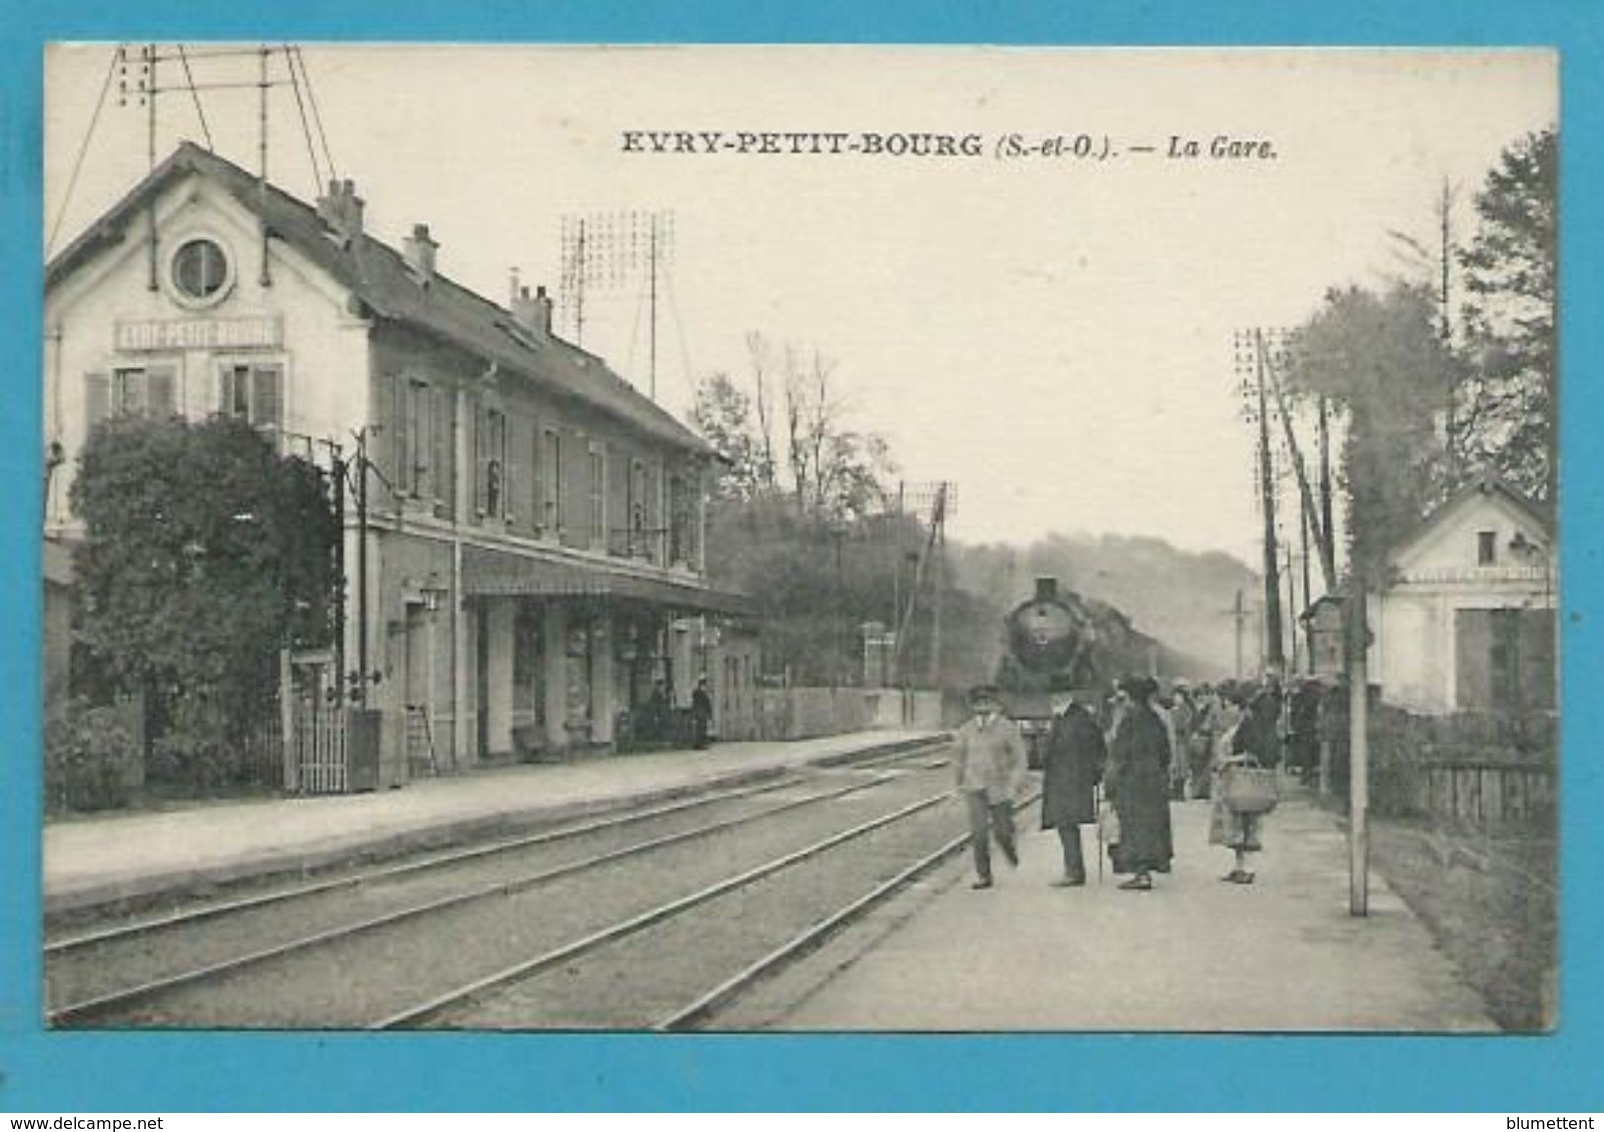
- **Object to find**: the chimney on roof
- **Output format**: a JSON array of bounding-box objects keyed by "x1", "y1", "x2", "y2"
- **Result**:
[
  {"x1": 510, "y1": 282, "x2": 554, "y2": 340},
  {"x1": 403, "y1": 223, "x2": 438, "y2": 283},
  {"x1": 316, "y1": 178, "x2": 365, "y2": 243},
  {"x1": 534, "y1": 285, "x2": 553, "y2": 336}
]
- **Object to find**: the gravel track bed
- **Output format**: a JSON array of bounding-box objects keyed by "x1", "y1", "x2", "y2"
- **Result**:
[
  {"x1": 46, "y1": 778, "x2": 845, "y2": 1012},
  {"x1": 445, "y1": 796, "x2": 966, "y2": 1029},
  {"x1": 72, "y1": 765, "x2": 948, "y2": 1028}
]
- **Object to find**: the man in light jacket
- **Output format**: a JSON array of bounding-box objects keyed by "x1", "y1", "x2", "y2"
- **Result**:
[{"x1": 952, "y1": 684, "x2": 1029, "y2": 889}]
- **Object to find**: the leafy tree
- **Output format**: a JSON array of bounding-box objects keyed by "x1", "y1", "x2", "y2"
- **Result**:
[
  {"x1": 1456, "y1": 127, "x2": 1557, "y2": 502},
  {"x1": 1286, "y1": 283, "x2": 1458, "y2": 579},
  {"x1": 70, "y1": 415, "x2": 340, "y2": 744},
  {"x1": 690, "y1": 372, "x2": 769, "y2": 501}
]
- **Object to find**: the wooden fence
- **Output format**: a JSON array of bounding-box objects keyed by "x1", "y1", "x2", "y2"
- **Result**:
[
  {"x1": 292, "y1": 705, "x2": 349, "y2": 795},
  {"x1": 1369, "y1": 705, "x2": 1556, "y2": 829},
  {"x1": 1400, "y1": 761, "x2": 1555, "y2": 828}
]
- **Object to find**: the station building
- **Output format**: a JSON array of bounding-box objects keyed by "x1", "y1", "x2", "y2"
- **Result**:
[{"x1": 44, "y1": 142, "x2": 755, "y2": 778}]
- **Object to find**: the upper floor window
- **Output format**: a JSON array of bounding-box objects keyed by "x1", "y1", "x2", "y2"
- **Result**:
[
  {"x1": 588, "y1": 445, "x2": 606, "y2": 550},
  {"x1": 170, "y1": 237, "x2": 232, "y2": 307},
  {"x1": 219, "y1": 362, "x2": 282, "y2": 428},
  {"x1": 1477, "y1": 530, "x2": 1497, "y2": 566},
  {"x1": 399, "y1": 378, "x2": 434, "y2": 500},
  {"x1": 541, "y1": 428, "x2": 562, "y2": 533},
  {"x1": 475, "y1": 406, "x2": 508, "y2": 521},
  {"x1": 668, "y1": 474, "x2": 696, "y2": 567}
]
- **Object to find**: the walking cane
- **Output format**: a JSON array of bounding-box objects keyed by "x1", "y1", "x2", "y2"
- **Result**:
[{"x1": 1095, "y1": 783, "x2": 1104, "y2": 885}]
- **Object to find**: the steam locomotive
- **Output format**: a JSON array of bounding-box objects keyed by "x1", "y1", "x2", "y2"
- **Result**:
[{"x1": 998, "y1": 576, "x2": 1159, "y2": 767}]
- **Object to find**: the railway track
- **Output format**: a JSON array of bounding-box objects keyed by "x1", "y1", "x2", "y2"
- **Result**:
[
  {"x1": 46, "y1": 739, "x2": 956, "y2": 1028},
  {"x1": 417, "y1": 785, "x2": 1041, "y2": 1031}
]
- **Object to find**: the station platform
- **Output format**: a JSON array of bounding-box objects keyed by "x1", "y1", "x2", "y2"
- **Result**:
[
  {"x1": 779, "y1": 789, "x2": 1500, "y2": 1032},
  {"x1": 42, "y1": 728, "x2": 945, "y2": 917},
  {"x1": 42, "y1": 735, "x2": 1500, "y2": 1033}
]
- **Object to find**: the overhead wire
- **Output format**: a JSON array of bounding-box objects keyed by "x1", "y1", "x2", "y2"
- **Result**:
[
  {"x1": 666, "y1": 271, "x2": 697, "y2": 406},
  {"x1": 283, "y1": 44, "x2": 324, "y2": 192},
  {"x1": 293, "y1": 47, "x2": 339, "y2": 184},
  {"x1": 176, "y1": 45, "x2": 214, "y2": 150},
  {"x1": 46, "y1": 46, "x2": 119, "y2": 258}
]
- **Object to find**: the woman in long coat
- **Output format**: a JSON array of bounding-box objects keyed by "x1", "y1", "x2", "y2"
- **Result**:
[
  {"x1": 1106, "y1": 676, "x2": 1174, "y2": 891},
  {"x1": 1040, "y1": 691, "x2": 1106, "y2": 886}
]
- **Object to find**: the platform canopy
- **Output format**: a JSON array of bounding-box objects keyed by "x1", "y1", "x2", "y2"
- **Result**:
[{"x1": 461, "y1": 546, "x2": 754, "y2": 617}]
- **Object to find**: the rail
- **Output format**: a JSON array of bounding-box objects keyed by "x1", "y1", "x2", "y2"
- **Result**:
[
  {"x1": 46, "y1": 767, "x2": 909, "y2": 1026},
  {"x1": 656, "y1": 787, "x2": 1036, "y2": 1031},
  {"x1": 372, "y1": 790, "x2": 951, "y2": 1029}
]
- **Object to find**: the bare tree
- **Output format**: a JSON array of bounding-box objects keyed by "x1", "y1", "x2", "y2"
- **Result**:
[{"x1": 690, "y1": 333, "x2": 895, "y2": 522}]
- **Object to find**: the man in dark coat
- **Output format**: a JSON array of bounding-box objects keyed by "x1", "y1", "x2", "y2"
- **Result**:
[
  {"x1": 1287, "y1": 678, "x2": 1321, "y2": 782},
  {"x1": 1040, "y1": 688, "x2": 1106, "y2": 887},
  {"x1": 690, "y1": 677, "x2": 714, "y2": 750},
  {"x1": 1106, "y1": 675, "x2": 1175, "y2": 890}
]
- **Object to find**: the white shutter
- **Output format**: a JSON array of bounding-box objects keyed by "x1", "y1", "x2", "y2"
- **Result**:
[
  {"x1": 147, "y1": 366, "x2": 177, "y2": 418},
  {"x1": 252, "y1": 364, "x2": 282, "y2": 427},
  {"x1": 85, "y1": 372, "x2": 110, "y2": 431}
]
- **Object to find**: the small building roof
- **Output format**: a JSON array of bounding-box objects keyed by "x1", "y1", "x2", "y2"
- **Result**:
[
  {"x1": 45, "y1": 142, "x2": 710, "y2": 456},
  {"x1": 1386, "y1": 469, "x2": 1553, "y2": 569}
]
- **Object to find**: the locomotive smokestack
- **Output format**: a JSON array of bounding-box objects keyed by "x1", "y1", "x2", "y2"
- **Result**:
[{"x1": 1034, "y1": 577, "x2": 1059, "y2": 603}]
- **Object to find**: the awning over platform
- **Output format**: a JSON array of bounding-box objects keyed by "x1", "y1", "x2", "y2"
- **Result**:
[{"x1": 461, "y1": 546, "x2": 754, "y2": 617}]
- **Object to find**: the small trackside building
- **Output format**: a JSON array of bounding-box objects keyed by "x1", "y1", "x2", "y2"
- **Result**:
[
  {"x1": 1367, "y1": 472, "x2": 1556, "y2": 715},
  {"x1": 44, "y1": 141, "x2": 753, "y2": 777}
]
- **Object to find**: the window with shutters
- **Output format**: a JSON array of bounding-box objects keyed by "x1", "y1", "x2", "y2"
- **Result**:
[
  {"x1": 106, "y1": 364, "x2": 178, "y2": 420},
  {"x1": 399, "y1": 377, "x2": 434, "y2": 500},
  {"x1": 668, "y1": 474, "x2": 691, "y2": 566},
  {"x1": 541, "y1": 427, "x2": 562, "y2": 534},
  {"x1": 588, "y1": 444, "x2": 606, "y2": 550},
  {"x1": 475, "y1": 405, "x2": 508, "y2": 520},
  {"x1": 217, "y1": 361, "x2": 283, "y2": 428},
  {"x1": 433, "y1": 387, "x2": 456, "y2": 518},
  {"x1": 630, "y1": 459, "x2": 648, "y2": 535},
  {"x1": 628, "y1": 459, "x2": 659, "y2": 561}
]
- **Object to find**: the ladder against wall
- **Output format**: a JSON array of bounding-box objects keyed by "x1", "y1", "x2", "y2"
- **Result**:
[{"x1": 405, "y1": 703, "x2": 438, "y2": 778}]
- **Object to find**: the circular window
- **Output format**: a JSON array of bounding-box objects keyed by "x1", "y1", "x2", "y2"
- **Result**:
[{"x1": 170, "y1": 237, "x2": 231, "y2": 304}]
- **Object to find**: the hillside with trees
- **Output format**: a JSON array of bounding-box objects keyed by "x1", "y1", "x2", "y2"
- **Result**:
[{"x1": 690, "y1": 333, "x2": 1247, "y2": 688}]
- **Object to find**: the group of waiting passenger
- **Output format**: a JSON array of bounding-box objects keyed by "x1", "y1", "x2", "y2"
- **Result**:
[{"x1": 951, "y1": 673, "x2": 1312, "y2": 893}]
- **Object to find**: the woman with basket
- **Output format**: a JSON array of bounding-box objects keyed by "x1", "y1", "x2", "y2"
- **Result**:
[{"x1": 1209, "y1": 682, "x2": 1281, "y2": 884}]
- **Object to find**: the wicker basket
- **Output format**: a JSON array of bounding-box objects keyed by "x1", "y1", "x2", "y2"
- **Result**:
[{"x1": 1220, "y1": 764, "x2": 1279, "y2": 815}]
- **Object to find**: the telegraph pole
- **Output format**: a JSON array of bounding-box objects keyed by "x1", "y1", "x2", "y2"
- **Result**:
[
  {"x1": 356, "y1": 426, "x2": 369, "y2": 709},
  {"x1": 1255, "y1": 330, "x2": 1285, "y2": 675},
  {"x1": 1285, "y1": 542, "x2": 1299, "y2": 674},
  {"x1": 1318, "y1": 394, "x2": 1336, "y2": 586},
  {"x1": 1233, "y1": 589, "x2": 1247, "y2": 678},
  {"x1": 1347, "y1": 573, "x2": 1371, "y2": 917},
  {"x1": 558, "y1": 210, "x2": 675, "y2": 399}
]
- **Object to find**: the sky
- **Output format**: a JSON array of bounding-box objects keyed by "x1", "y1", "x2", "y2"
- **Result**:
[{"x1": 42, "y1": 45, "x2": 1556, "y2": 567}]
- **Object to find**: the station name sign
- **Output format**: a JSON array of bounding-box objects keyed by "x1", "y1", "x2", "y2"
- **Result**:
[
  {"x1": 114, "y1": 316, "x2": 283, "y2": 352},
  {"x1": 1398, "y1": 565, "x2": 1551, "y2": 585}
]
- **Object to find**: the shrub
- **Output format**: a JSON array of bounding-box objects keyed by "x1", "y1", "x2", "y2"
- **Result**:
[
  {"x1": 148, "y1": 700, "x2": 250, "y2": 794},
  {"x1": 44, "y1": 699, "x2": 140, "y2": 813}
]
